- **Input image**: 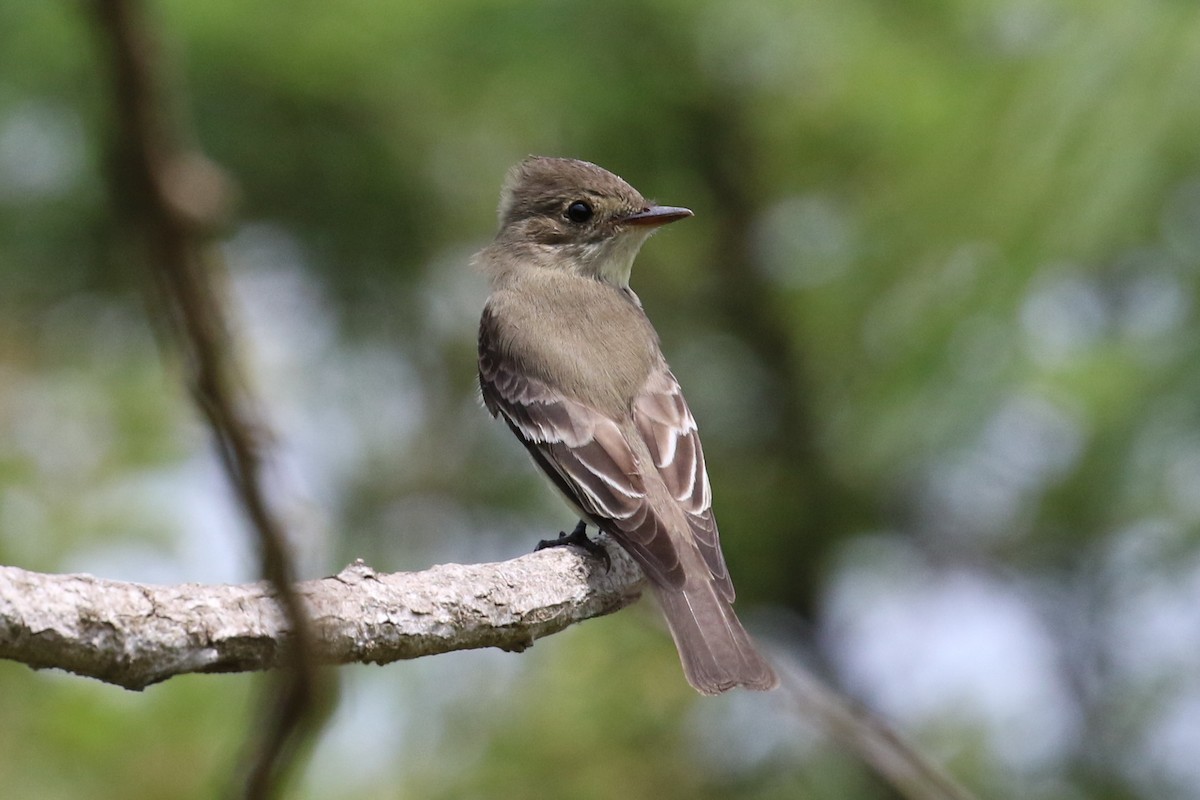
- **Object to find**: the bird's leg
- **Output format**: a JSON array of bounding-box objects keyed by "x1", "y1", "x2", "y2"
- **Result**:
[{"x1": 536, "y1": 520, "x2": 611, "y2": 570}]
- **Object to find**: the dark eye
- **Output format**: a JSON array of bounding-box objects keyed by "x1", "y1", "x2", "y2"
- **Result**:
[{"x1": 565, "y1": 200, "x2": 593, "y2": 223}]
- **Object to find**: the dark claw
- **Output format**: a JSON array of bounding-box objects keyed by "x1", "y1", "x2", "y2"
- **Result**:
[{"x1": 536, "y1": 520, "x2": 611, "y2": 571}]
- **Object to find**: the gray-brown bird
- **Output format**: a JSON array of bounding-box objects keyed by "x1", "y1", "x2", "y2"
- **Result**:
[{"x1": 476, "y1": 156, "x2": 777, "y2": 694}]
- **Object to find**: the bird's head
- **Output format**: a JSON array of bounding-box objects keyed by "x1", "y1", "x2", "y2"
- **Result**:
[{"x1": 493, "y1": 156, "x2": 692, "y2": 287}]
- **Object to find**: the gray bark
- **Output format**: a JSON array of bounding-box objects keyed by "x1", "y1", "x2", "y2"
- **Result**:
[{"x1": 0, "y1": 539, "x2": 642, "y2": 690}]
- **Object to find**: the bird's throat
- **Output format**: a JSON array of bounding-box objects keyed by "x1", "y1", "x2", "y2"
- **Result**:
[{"x1": 575, "y1": 230, "x2": 654, "y2": 288}]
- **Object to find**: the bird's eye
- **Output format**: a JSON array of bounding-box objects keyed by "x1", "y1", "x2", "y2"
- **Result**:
[{"x1": 565, "y1": 201, "x2": 594, "y2": 223}]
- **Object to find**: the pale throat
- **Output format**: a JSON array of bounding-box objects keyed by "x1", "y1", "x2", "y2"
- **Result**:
[{"x1": 574, "y1": 229, "x2": 654, "y2": 287}]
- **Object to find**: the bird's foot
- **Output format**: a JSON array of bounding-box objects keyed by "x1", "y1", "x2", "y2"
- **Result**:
[{"x1": 536, "y1": 520, "x2": 611, "y2": 571}]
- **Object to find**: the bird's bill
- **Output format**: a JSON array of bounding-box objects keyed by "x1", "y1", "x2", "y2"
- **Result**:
[{"x1": 622, "y1": 205, "x2": 694, "y2": 226}]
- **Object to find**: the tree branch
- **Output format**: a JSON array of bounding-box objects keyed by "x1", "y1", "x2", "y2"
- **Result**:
[
  {"x1": 0, "y1": 548, "x2": 982, "y2": 800},
  {"x1": 0, "y1": 542, "x2": 643, "y2": 691}
]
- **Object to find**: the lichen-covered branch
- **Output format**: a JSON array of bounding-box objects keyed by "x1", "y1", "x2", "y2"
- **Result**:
[{"x1": 0, "y1": 541, "x2": 643, "y2": 691}]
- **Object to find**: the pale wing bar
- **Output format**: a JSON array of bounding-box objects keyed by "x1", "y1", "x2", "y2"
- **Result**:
[{"x1": 633, "y1": 368, "x2": 734, "y2": 602}]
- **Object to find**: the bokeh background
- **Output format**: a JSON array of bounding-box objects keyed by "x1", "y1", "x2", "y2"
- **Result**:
[{"x1": 4, "y1": 1, "x2": 1200, "y2": 797}]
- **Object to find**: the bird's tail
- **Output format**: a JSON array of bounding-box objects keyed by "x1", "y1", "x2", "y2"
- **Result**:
[{"x1": 651, "y1": 577, "x2": 778, "y2": 695}]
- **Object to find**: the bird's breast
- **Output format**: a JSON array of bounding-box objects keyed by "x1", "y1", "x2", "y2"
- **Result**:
[{"x1": 485, "y1": 272, "x2": 659, "y2": 414}]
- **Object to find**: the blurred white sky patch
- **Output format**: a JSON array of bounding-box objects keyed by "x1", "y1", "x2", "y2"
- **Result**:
[
  {"x1": 1161, "y1": 177, "x2": 1200, "y2": 264},
  {"x1": 947, "y1": 313, "x2": 1016, "y2": 385},
  {"x1": 673, "y1": 332, "x2": 777, "y2": 448},
  {"x1": 1111, "y1": 247, "x2": 1191, "y2": 348},
  {"x1": 917, "y1": 390, "x2": 1086, "y2": 547},
  {"x1": 1021, "y1": 184, "x2": 1198, "y2": 370},
  {"x1": 305, "y1": 639, "x2": 541, "y2": 797},
  {"x1": 863, "y1": 242, "x2": 1000, "y2": 366},
  {"x1": 223, "y1": 223, "x2": 428, "y2": 572},
  {"x1": 0, "y1": 101, "x2": 86, "y2": 203},
  {"x1": 821, "y1": 535, "x2": 1080, "y2": 774},
  {"x1": 0, "y1": 284, "x2": 260, "y2": 582},
  {"x1": 63, "y1": 454, "x2": 254, "y2": 584},
  {"x1": 1163, "y1": 440, "x2": 1200, "y2": 524},
  {"x1": 304, "y1": 669, "x2": 411, "y2": 797},
  {"x1": 421, "y1": 243, "x2": 491, "y2": 344},
  {"x1": 1104, "y1": 519, "x2": 1200, "y2": 686},
  {"x1": 224, "y1": 224, "x2": 333, "y2": 369},
  {"x1": 6, "y1": 368, "x2": 116, "y2": 488},
  {"x1": 1129, "y1": 687, "x2": 1200, "y2": 799},
  {"x1": 978, "y1": 392, "x2": 1084, "y2": 485},
  {"x1": 753, "y1": 193, "x2": 859, "y2": 289},
  {"x1": 694, "y1": 0, "x2": 832, "y2": 95},
  {"x1": 686, "y1": 652, "x2": 822, "y2": 777},
  {"x1": 377, "y1": 492, "x2": 497, "y2": 567},
  {"x1": 19, "y1": 216, "x2": 479, "y2": 580},
  {"x1": 1107, "y1": 519, "x2": 1200, "y2": 798},
  {"x1": 1020, "y1": 269, "x2": 1108, "y2": 367},
  {"x1": 978, "y1": 0, "x2": 1067, "y2": 58}
]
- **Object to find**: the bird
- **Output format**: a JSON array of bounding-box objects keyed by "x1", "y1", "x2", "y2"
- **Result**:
[{"x1": 475, "y1": 156, "x2": 777, "y2": 695}]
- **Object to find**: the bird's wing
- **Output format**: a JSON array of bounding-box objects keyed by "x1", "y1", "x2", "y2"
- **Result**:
[
  {"x1": 479, "y1": 314, "x2": 685, "y2": 589},
  {"x1": 632, "y1": 366, "x2": 734, "y2": 602}
]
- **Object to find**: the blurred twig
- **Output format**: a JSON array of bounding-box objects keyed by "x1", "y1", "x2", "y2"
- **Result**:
[
  {"x1": 775, "y1": 654, "x2": 980, "y2": 800},
  {"x1": 87, "y1": 1, "x2": 326, "y2": 796}
]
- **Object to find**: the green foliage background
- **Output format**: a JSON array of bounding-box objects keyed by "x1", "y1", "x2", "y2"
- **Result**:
[{"x1": 3, "y1": 1, "x2": 1200, "y2": 797}]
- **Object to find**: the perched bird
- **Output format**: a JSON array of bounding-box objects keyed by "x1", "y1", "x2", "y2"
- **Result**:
[{"x1": 475, "y1": 156, "x2": 777, "y2": 695}]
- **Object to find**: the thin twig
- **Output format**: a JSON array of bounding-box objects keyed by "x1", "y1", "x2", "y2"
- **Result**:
[
  {"x1": 87, "y1": 2, "x2": 324, "y2": 796},
  {"x1": 776, "y1": 655, "x2": 980, "y2": 800}
]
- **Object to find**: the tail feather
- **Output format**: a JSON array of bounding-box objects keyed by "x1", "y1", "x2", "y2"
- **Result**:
[{"x1": 652, "y1": 578, "x2": 778, "y2": 695}]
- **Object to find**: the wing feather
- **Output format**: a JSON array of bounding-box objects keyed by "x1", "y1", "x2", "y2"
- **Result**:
[
  {"x1": 479, "y1": 308, "x2": 685, "y2": 588},
  {"x1": 633, "y1": 367, "x2": 734, "y2": 602}
]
